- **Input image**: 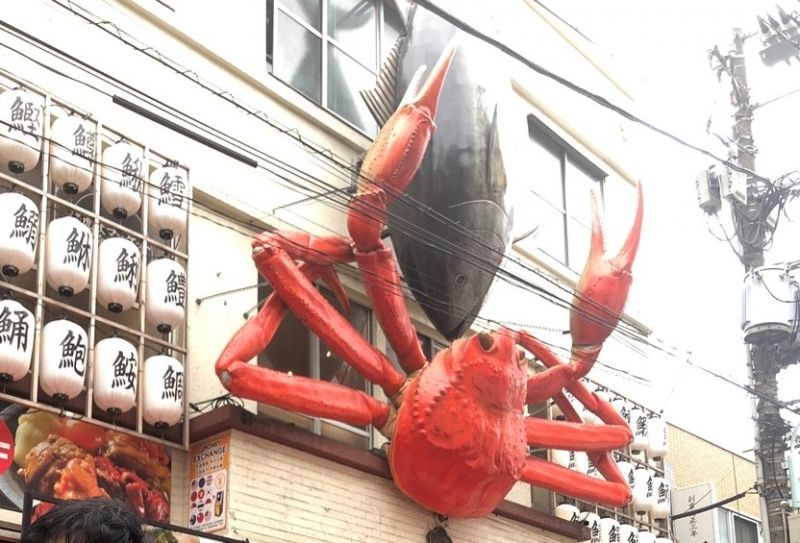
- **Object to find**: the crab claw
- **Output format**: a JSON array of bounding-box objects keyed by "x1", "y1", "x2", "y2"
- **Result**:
[
  {"x1": 570, "y1": 181, "x2": 643, "y2": 349},
  {"x1": 355, "y1": 39, "x2": 457, "y2": 201}
]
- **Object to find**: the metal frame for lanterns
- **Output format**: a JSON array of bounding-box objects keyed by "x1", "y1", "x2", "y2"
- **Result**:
[
  {"x1": 533, "y1": 378, "x2": 673, "y2": 542},
  {"x1": 0, "y1": 69, "x2": 190, "y2": 451}
]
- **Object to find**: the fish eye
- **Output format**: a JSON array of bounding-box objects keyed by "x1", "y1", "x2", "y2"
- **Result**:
[{"x1": 454, "y1": 273, "x2": 467, "y2": 286}]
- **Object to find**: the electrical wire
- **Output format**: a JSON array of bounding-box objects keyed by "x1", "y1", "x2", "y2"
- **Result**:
[
  {"x1": 0, "y1": 25, "x2": 663, "y2": 357},
  {"x1": 28, "y1": 0, "x2": 775, "y2": 353},
  {"x1": 407, "y1": 0, "x2": 771, "y2": 183},
  {"x1": 5, "y1": 3, "x2": 797, "y2": 417}
]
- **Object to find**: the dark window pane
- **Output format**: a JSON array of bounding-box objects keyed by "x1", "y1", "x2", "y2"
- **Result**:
[
  {"x1": 274, "y1": 10, "x2": 322, "y2": 103},
  {"x1": 328, "y1": 0, "x2": 377, "y2": 68},
  {"x1": 328, "y1": 45, "x2": 378, "y2": 133},
  {"x1": 318, "y1": 292, "x2": 368, "y2": 393},
  {"x1": 257, "y1": 298, "x2": 312, "y2": 377},
  {"x1": 280, "y1": 0, "x2": 321, "y2": 30}
]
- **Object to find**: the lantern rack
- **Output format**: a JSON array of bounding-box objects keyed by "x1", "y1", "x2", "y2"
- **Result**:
[
  {"x1": 0, "y1": 70, "x2": 191, "y2": 451},
  {"x1": 527, "y1": 377, "x2": 674, "y2": 542}
]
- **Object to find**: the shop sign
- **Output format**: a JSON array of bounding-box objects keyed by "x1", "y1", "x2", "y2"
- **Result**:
[{"x1": 189, "y1": 434, "x2": 229, "y2": 532}]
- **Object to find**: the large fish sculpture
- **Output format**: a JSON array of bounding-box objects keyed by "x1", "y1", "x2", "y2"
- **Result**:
[{"x1": 361, "y1": 4, "x2": 511, "y2": 341}]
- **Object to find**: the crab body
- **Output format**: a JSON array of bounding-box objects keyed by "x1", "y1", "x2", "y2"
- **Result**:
[
  {"x1": 216, "y1": 40, "x2": 643, "y2": 518},
  {"x1": 390, "y1": 332, "x2": 527, "y2": 517}
]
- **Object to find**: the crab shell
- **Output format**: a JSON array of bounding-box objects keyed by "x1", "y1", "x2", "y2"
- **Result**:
[{"x1": 388, "y1": 331, "x2": 528, "y2": 517}]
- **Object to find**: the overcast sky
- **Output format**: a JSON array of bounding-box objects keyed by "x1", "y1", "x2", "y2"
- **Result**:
[{"x1": 531, "y1": 1, "x2": 800, "y2": 455}]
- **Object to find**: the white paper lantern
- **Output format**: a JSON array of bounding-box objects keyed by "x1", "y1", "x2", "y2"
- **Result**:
[
  {"x1": 146, "y1": 258, "x2": 186, "y2": 333},
  {"x1": 148, "y1": 164, "x2": 189, "y2": 241},
  {"x1": 599, "y1": 518, "x2": 620, "y2": 543},
  {"x1": 655, "y1": 537, "x2": 672, "y2": 543},
  {"x1": 93, "y1": 336, "x2": 138, "y2": 415},
  {"x1": 555, "y1": 503, "x2": 580, "y2": 522},
  {"x1": 579, "y1": 512, "x2": 601, "y2": 543},
  {"x1": 647, "y1": 415, "x2": 668, "y2": 460},
  {"x1": 46, "y1": 216, "x2": 92, "y2": 297},
  {"x1": 553, "y1": 449, "x2": 580, "y2": 471},
  {"x1": 619, "y1": 525, "x2": 639, "y2": 543},
  {"x1": 629, "y1": 406, "x2": 649, "y2": 452},
  {"x1": 574, "y1": 451, "x2": 590, "y2": 475},
  {"x1": 616, "y1": 460, "x2": 635, "y2": 489},
  {"x1": 143, "y1": 354, "x2": 183, "y2": 428},
  {"x1": 0, "y1": 299, "x2": 34, "y2": 382},
  {"x1": 632, "y1": 467, "x2": 654, "y2": 515},
  {"x1": 40, "y1": 319, "x2": 87, "y2": 400},
  {"x1": 611, "y1": 396, "x2": 631, "y2": 425},
  {"x1": 589, "y1": 388, "x2": 613, "y2": 425},
  {"x1": 98, "y1": 237, "x2": 140, "y2": 313},
  {"x1": 651, "y1": 477, "x2": 671, "y2": 520},
  {"x1": 101, "y1": 140, "x2": 143, "y2": 218},
  {"x1": 0, "y1": 192, "x2": 38, "y2": 276},
  {"x1": 587, "y1": 455, "x2": 601, "y2": 479},
  {"x1": 0, "y1": 88, "x2": 43, "y2": 174},
  {"x1": 638, "y1": 532, "x2": 656, "y2": 543},
  {"x1": 50, "y1": 115, "x2": 95, "y2": 194}
]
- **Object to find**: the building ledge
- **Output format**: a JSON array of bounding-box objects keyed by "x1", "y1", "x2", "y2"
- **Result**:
[{"x1": 190, "y1": 406, "x2": 587, "y2": 541}]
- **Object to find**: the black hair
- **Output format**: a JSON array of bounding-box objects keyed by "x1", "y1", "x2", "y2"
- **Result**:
[{"x1": 21, "y1": 498, "x2": 153, "y2": 543}]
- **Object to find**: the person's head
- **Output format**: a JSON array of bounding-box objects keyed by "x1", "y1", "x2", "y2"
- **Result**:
[{"x1": 21, "y1": 498, "x2": 150, "y2": 543}]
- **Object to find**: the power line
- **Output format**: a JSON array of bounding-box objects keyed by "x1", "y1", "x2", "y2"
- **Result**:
[
  {"x1": 0, "y1": 17, "x2": 658, "y2": 352},
  {"x1": 7, "y1": 2, "x2": 793, "y2": 417},
  {"x1": 409, "y1": 0, "x2": 771, "y2": 183}
]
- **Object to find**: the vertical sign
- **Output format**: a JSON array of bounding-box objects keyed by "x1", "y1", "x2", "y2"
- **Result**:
[
  {"x1": 671, "y1": 482, "x2": 719, "y2": 543},
  {"x1": 189, "y1": 433, "x2": 230, "y2": 532}
]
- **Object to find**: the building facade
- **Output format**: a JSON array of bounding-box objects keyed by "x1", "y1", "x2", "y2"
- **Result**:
[{"x1": 0, "y1": 0, "x2": 761, "y2": 542}]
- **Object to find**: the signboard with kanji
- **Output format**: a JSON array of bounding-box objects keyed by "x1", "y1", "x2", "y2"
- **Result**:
[
  {"x1": 672, "y1": 482, "x2": 719, "y2": 543},
  {"x1": 189, "y1": 433, "x2": 230, "y2": 533}
]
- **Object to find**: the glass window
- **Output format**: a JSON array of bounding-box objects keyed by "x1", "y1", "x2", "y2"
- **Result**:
[
  {"x1": 328, "y1": 46, "x2": 378, "y2": 134},
  {"x1": 519, "y1": 115, "x2": 606, "y2": 270},
  {"x1": 269, "y1": 0, "x2": 405, "y2": 133},
  {"x1": 733, "y1": 515, "x2": 758, "y2": 543},
  {"x1": 328, "y1": 0, "x2": 377, "y2": 67},
  {"x1": 274, "y1": 10, "x2": 322, "y2": 103},
  {"x1": 257, "y1": 282, "x2": 373, "y2": 439},
  {"x1": 281, "y1": 0, "x2": 321, "y2": 30}
]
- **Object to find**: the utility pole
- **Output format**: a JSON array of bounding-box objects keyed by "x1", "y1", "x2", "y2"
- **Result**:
[{"x1": 729, "y1": 27, "x2": 790, "y2": 543}]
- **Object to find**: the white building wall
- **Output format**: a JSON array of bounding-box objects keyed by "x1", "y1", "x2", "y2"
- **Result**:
[{"x1": 224, "y1": 430, "x2": 571, "y2": 543}]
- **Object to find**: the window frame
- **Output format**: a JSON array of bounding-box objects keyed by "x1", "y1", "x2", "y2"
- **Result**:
[
  {"x1": 524, "y1": 114, "x2": 607, "y2": 270},
  {"x1": 267, "y1": 0, "x2": 401, "y2": 134},
  {"x1": 257, "y1": 281, "x2": 375, "y2": 445},
  {"x1": 717, "y1": 508, "x2": 761, "y2": 543}
]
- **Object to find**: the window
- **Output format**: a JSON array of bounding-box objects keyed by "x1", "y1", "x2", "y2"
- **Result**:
[
  {"x1": 267, "y1": 0, "x2": 406, "y2": 133},
  {"x1": 718, "y1": 509, "x2": 760, "y2": 543},
  {"x1": 385, "y1": 332, "x2": 447, "y2": 371},
  {"x1": 257, "y1": 284, "x2": 373, "y2": 447},
  {"x1": 518, "y1": 115, "x2": 606, "y2": 270}
]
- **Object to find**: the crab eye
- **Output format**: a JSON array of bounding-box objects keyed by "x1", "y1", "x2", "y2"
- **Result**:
[{"x1": 477, "y1": 332, "x2": 493, "y2": 351}]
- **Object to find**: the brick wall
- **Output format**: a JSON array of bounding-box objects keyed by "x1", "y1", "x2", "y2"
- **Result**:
[
  {"x1": 222, "y1": 430, "x2": 572, "y2": 543},
  {"x1": 666, "y1": 424, "x2": 759, "y2": 519}
]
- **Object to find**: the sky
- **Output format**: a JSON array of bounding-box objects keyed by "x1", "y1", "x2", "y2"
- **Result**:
[{"x1": 532, "y1": 1, "x2": 800, "y2": 455}]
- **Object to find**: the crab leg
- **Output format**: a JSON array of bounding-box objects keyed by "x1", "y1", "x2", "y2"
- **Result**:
[
  {"x1": 215, "y1": 263, "x2": 391, "y2": 427},
  {"x1": 524, "y1": 418, "x2": 631, "y2": 452},
  {"x1": 520, "y1": 391, "x2": 631, "y2": 507},
  {"x1": 346, "y1": 41, "x2": 457, "y2": 375},
  {"x1": 251, "y1": 245, "x2": 406, "y2": 396}
]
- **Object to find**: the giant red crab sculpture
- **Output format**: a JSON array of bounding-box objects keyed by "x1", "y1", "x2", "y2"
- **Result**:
[{"x1": 216, "y1": 42, "x2": 643, "y2": 518}]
